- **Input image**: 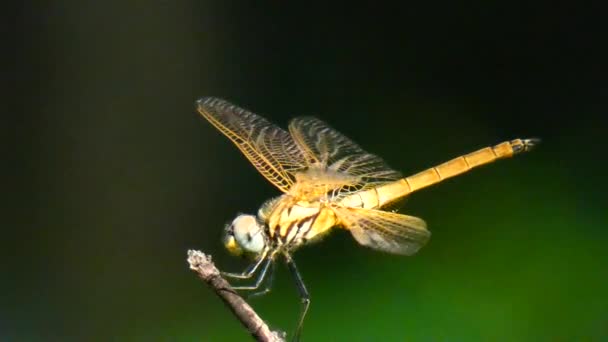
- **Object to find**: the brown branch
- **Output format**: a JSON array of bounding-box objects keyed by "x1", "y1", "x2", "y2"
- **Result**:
[{"x1": 187, "y1": 250, "x2": 285, "y2": 342}]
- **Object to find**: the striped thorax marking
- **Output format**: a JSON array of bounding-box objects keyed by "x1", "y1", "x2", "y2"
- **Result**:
[{"x1": 267, "y1": 200, "x2": 338, "y2": 248}]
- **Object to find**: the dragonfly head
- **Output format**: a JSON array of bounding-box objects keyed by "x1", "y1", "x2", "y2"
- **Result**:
[{"x1": 223, "y1": 214, "x2": 266, "y2": 256}]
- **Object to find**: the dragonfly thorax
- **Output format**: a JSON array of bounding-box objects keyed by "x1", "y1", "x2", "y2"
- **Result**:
[
  {"x1": 265, "y1": 199, "x2": 339, "y2": 248},
  {"x1": 223, "y1": 214, "x2": 267, "y2": 256}
]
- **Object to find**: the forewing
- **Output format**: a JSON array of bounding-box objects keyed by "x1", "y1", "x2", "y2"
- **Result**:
[
  {"x1": 288, "y1": 117, "x2": 402, "y2": 198},
  {"x1": 334, "y1": 207, "x2": 430, "y2": 256},
  {"x1": 197, "y1": 97, "x2": 307, "y2": 192}
]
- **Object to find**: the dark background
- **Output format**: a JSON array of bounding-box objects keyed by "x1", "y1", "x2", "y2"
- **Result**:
[{"x1": 5, "y1": 1, "x2": 607, "y2": 341}]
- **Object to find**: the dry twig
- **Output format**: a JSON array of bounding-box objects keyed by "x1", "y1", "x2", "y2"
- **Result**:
[{"x1": 187, "y1": 250, "x2": 285, "y2": 342}]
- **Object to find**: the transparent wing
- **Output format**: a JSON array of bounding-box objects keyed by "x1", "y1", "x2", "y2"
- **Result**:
[
  {"x1": 334, "y1": 206, "x2": 430, "y2": 256},
  {"x1": 197, "y1": 97, "x2": 307, "y2": 193},
  {"x1": 288, "y1": 117, "x2": 402, "y2": 199}
]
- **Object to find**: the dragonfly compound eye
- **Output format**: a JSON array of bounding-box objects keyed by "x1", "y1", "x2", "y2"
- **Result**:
[{"x1": 230, "y1": 214, "x2": 266, "y2": 255}]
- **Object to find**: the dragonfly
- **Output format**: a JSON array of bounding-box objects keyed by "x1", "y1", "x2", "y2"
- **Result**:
[{"x1": 196, "y1": 97, "x2": 538, "y2": 340}]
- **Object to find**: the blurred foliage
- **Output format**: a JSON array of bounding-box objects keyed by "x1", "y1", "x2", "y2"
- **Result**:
[{"x1": 5, "y1": 1, "x2": 606, "y2": 341}]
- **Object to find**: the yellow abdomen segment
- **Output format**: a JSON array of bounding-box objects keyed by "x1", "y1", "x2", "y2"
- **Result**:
[{"x1": 340, "y1": 138, "x2": 538, "y2": 209}]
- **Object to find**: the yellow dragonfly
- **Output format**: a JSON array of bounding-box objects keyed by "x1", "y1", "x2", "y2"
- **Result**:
[{"x1": 197, "y1": 97, "x2": 538, "y2": 340}]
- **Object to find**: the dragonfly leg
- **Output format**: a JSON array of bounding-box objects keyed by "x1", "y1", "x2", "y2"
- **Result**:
[
  {"x1": 247, "y1": 261, "x2": 276, "y2": 299},
  {"x1": 222, "y1": 248, "x2": 269, "y2": 279},
  {"x1": 285, "y1": 253, "x2": 310, "y2": 342},
  {"x1": 230, "y1": 256, "x2": 273, "y2": 291}
]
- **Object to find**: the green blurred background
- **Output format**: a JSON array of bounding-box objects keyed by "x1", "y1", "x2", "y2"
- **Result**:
[{"x1": 5, "y1": 1, "x2": 607, "y2": 341}]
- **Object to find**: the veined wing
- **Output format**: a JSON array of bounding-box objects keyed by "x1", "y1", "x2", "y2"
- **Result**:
[
  {"x1": 334, "y1": 206, "x2": 430, "y2": 256},
  {"x1": 197, "y1": 97, "x2": 307, "y2": 193},
  {"x1": 288, "y1": 117, "x2": 402, "y2": 199}
]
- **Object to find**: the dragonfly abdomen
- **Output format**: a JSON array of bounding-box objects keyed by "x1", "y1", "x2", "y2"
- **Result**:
[
  {"x1": 339, "y1": 138, "x2": 538, "y2": 209},
  {"x1": 400, "y1": 138, "x2": 537, "y2": 196}
]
